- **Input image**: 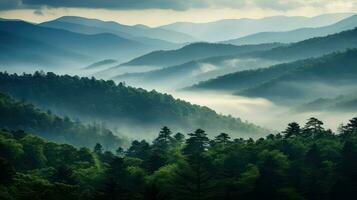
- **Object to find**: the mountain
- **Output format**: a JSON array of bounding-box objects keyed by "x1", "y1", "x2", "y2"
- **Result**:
[
  {"x1": 0, "y1": 92, "x2": 124, "y2": 150},
  {"x1": 0, "y1": 19, "x2": 151, "y2": 66},
  {"x1": 113, "y1": 55, "x2": 277, "y2": 90},
  {"x1": 296, "y1": 92, "x2": 357, "y2": 112},
  {"x1": 239, "y1": 49, "x2": 357, "y2": 103},
  {"x1": 160, "y1": 13, "x2": 353, "y2": 42},
  {"x1": 40, "y1": 19, "x2": 180, "y2": 50},
  {"x1": 189, "y1": 49, "x2": 357, "y2": 104},
  {"x1": 53, "y1": 16, "x2": 196, "y2": 43},
  {"x1": 187, "y1": 59, "x2": 302, "y2": 92},
  {"x1": 0, "y1": 72, "x2": 266, "y2": 139},
  {"x1": 114, "y1": 26, "x2": 357, "y2": 88},
  {"x1": 119, "y1": 42, "x2": 283, "y2": 67},
  {"x1": 83, "y1": 59, "x2": 118, "y2": 70},
  {"x1": 0, "y1": 30, "x2": 85, "y2": 70},
  {"x1": 224, "y1": 14, "x2": 357, "y2": 45},
  {"x1": 118, "y1": 26, "x2": 357, "y2": 89},
  {"x1": 251, "y1": 27, "x2": 357, "y2": 61}
]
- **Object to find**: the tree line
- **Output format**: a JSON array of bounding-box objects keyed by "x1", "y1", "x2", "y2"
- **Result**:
[{"x1": 1, "y1": 117, "x2": 357, "y2": 199}]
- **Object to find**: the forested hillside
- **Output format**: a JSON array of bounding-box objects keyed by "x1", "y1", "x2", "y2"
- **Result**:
[
  {"x1": 1, "y1": 117, "x2": 357, "y2": 199},
  {"x1": 120, "y1": 42, "x2": 282, "y2": 67},
  {"x1": 296, "y1": 92, "x2": 357, "y2": 112},
  {"x1": 0, "y1": 72, "x2": 265, "y2": 138},
  {"x1": 254, "y1": 27, "x2": 357, "y2": 61},
  {"x1": 238, "y1": 49, "x2": 357, "y2": 103},
  {"x1": 189, "y1": 49, "x2": 357, "y2": 104},
  {"x1": 0, "y1": 92, "x2": 124, "y2": 150}
]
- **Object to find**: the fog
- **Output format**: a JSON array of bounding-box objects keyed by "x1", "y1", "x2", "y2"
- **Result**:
[{"x1": 171, "y1": 90, "x2": 356, "y2": 132}]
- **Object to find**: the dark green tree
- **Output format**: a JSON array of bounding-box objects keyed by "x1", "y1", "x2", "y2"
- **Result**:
[
  {"x1": 0, "y1": 157, "x2": 15, "y2": 185},
  {"x1": 303, "y1": 117, "x2": 324, "y2": 138},
  {"x1": 283, "y1": 122, "x2": 301, "y2": 138},
  {"x1": 214, "y1": 133, "x2": 231, "y2": 145},
  {"x1": 94, "y1": 143, "x2": 103, "y2": 154},
  {"x1": 173, "y1": 132, "x2": 185, "y2": 144}
]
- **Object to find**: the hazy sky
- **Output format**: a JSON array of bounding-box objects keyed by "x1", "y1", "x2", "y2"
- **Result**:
[{"x1": 0, "y1": 0, "x2": 357, "y2": 26}]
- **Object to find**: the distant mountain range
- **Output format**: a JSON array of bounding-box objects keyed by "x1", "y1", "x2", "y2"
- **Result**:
[
  {"x1": 120, "y1": 42, "x2": 283, "y2": 67},
  {"x1": 160, "y1": 13, "x2": 353, "y2": 42},
  {"x1": 112, "y1": 25, "x2": 357, "y2": 90},
  {"x1": 0, "y1": 19, "x2": 153, "y2": 69},
  {"x1": 252, "y1": 27, "x2": 357, "y2": 61},
  {"x1": 224, "y1": 14, "x2": 357, "y2": 45},
  {"x1": 108, "y1": 43, "x2": 282, "y2": 89},
  {"x1": 46, "y1": 16, "x2": 196, "y2": 44},
  {"x1": 1, "y1": 14, "x2": 356, "y2": 74},
  {"x1": 0, "y1": 30, "x2": 85, "y2": 69},
  {"x1": 113, "y1": 54, "x2": 277, "y2": 90}
]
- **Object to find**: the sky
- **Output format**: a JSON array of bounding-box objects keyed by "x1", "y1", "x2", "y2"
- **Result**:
[{"x1": 0, "y1": 0, "x2": 357, "y2": 26}]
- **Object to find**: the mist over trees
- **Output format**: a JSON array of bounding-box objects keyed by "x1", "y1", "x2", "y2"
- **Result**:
[
  {"x1": 1, "y1": 117, "x2": 357, "y2": 199},
  {"x1": 0, "y1": 71, "x2": 266, "y2": 138},
  {"x1": 0, "y1": 92, "x2": 124, "y2": 150}
]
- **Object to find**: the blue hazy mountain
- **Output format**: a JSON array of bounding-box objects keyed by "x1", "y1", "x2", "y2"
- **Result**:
[
  {"x1": 83, "y1": 59, "x2": 118, "y2": 70},
  {"x1": 0, "y1": 19, "x2": 156, "y2": 67},
  {"x1": 253, "y1": 27, "x2": 357, "y2": 61},
  {"x1": 40, "y1": 19, "x2": 181, "y2": 50},
  {"x1": 0, "y1": 30, "x2": 86, "y2": 69},
  {"x1": 190, "y1": 49, "x2": 357, "y2": 104},
  {"x1": 53, "y1": 16, "x2": 196, "y2": 43},
  {"x1": 296, "y1": 92, "x2": 357, "y2": 112},
  {"x1": 119, "y1": 42, "x2": 283, "y2": 67},
  {"x1": 160, "y1": 13, "x2": 352, "y2": 42},
  {"x1": 224, "y1": 14, "x2": 357, "y2": 45},
  {"x1": 113, "y1": 55, "x2": 277, "y2": 90}
]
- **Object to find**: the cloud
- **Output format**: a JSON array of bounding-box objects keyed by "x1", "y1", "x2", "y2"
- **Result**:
[
  {"x1": 253, "y1": 0, "x2": 303, "y2": 11},
  {"x1": 33, "y1": 9, "x2": 43, "y2": 15},
  {"x1": 1, "y1": 0, "x2": 209, "y2": 11},
  {"x1": 0, "y1": 0, "x2": 22, "y2": 10},
  {"x1": 0, "y1": 0, "x2": 356, "y2": 12}
]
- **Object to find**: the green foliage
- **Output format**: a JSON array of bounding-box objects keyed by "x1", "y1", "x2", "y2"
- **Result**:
[
  {"x1": 0, "y1": 71, "x2": 266, "y2": 138},
  {"x1": 0, "y1": 92, "x2": 124, "y2": 150},
  {"x1": 1, "y1": 117, "x2": 357, "y2": 199}
]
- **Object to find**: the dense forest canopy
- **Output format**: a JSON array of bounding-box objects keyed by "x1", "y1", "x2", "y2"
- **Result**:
[
  {"x1": 0, "y1": 71, "x2": 266, "y2": 138},
  {"x1": 1, "y1": 117, "x2": 357, "y2": 199},
  {"x1": 0, "y1": 92, "x2": 125, "y2": 150}
]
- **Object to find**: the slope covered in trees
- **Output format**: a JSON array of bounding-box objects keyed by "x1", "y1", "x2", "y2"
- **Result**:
[
  {"x1": 238, "y1": 49, "x2": 357, "y2": 103},
  {"x1": 119, "y1": 42, "x2": 282, "y2": 67},
  {"x1": 0, "y1": 72, "x2": 265, "y2": 138},
  {"x1": 189, "y1": 49, "x2": 357, "y2": 104},
  {"x1": 296, "y1": 92, "x2": 357, "y2": 113},
  {"x1": 0, "y1": 92, "x2": 124, "y2": 150},
  {"x1": 253, "y1": 27, "x2": 357, "y2": 61},
  {"x1": 1, "y1": 117, "x2": 357, "y2": 199}
]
